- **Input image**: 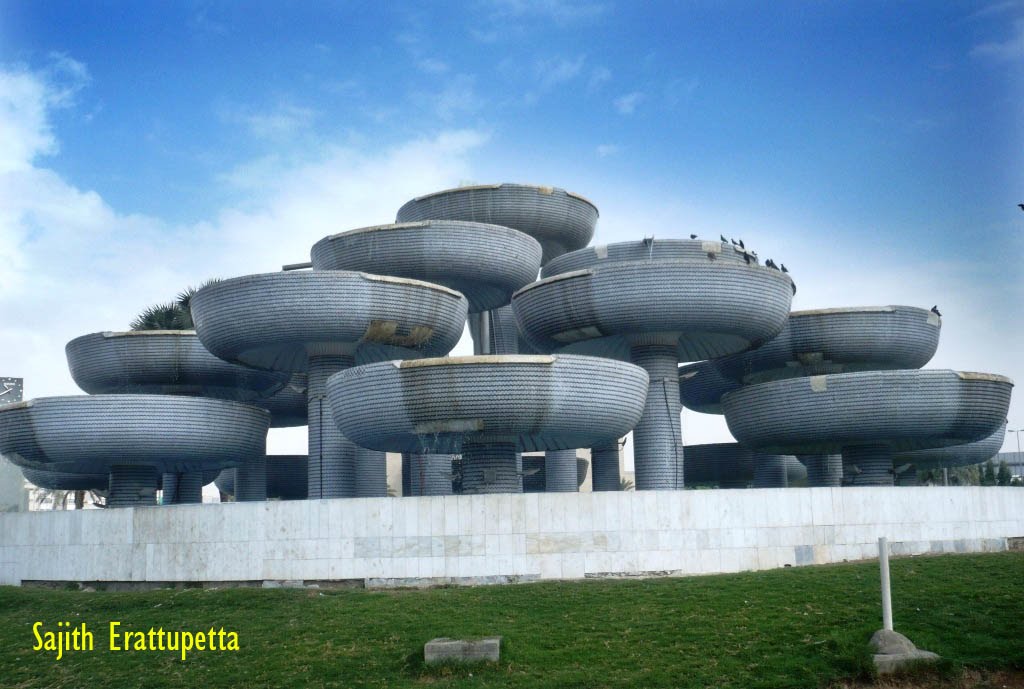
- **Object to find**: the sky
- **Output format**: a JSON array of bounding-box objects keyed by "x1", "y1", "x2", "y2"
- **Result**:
[{"x1": 1, "y1": 0, "x2": 1022, "y2": 462}]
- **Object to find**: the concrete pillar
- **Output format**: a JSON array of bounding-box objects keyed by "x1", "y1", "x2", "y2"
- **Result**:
[
  {"x1": 630, "y1": 343, "x2": 683, "y2": 490},
  {"x1": 461, "y1": 441, "x2": 521, "y2": 494},
  {"x1": 545, "y1": 449, "x2": 578, "y2": 492},
  {"x1": 236, "y1": 455, "x2": 267, "y2": 501},
  {"x1": 307, "y1": 354, "x2": 356, "y2": 499},
  {"x1": 354, "y1": 447, "x2": 387, "y2": 497},
  {"x1": 753, "y1": 454, "x2": 788, "y2": 488},
  {"x1": 591, "y1": 442, "x2": 621, "y2": 491},
  {"x1": 843, "y1": 443, "x2": 894, "y2": 486},
  {"x1": 802, "y1": 454, "x2": 842, "y2": 487},
  {"x1": 407, "y1": 454, "x2": 454, "y2": 496},
  {"x1": 108, "y1": 465, "x2": 157, "y2": 508}
]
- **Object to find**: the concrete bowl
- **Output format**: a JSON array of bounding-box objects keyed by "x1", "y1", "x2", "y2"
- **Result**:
[
  {"x1": 326, "y1": 354, "x2": 649, "y2": 453},
  {"x1": 396, "y1": 183, "x2": 597, "y2": 265},
  {"x1": 311, "y1": 221, "x2": 542, "y2": 313}
]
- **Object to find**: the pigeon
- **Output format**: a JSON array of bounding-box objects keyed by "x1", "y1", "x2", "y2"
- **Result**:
[
  {"x1": 766, "y1": 259, "x2": 777, "y2": 269},
  {"x1": 689, "y1": 234, "x2": 698, "y2": 239},
  {"x1": 1018, "y1": 203, "x2": 1024, "y2": 211},
  {"x1": 931, "y1": 305, "x2": 942, "y2": 317},
  {"x1": 742, "y1": 252, "x2": 751, "y2": 265},
  {"x1": 730, "y1": 238, "x2": 738, "y2": 246},
  {"x1": 720, "y1": 234, "x2": 728, "y2": 243},
  {"x1": 780, "y1": 263, "x2": 788, "y2": 273},
  {"x1": 738, "y1": 239, "x2": 745, "y2": 249}
]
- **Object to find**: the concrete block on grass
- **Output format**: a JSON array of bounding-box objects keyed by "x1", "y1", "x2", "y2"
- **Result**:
[{"x1": 424, "y1": 637, "x2": 501, "y2": 664}]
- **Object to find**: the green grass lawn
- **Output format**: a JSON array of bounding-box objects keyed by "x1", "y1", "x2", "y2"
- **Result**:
[{"x1": 1, "y1": 552, "x2": 1021, "y2": 689}]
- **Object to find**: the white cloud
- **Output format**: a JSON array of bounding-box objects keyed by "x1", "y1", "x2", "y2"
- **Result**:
[
  {"x1": 971, "y1": 18, "x2": 1024, "y2": 60},
  {"x1": 417, "y1": 73, "x2": 483, "y2": 121},
  {"x1": 595, "y1": 144, "x2": 619, "y2": 157},
  {"x1": 417, "y1": 57, "x2": 450, "y2": 74},
  {"x1": 535, "y1": 55, "x2": 586, "y2": 88},
  {"x1": 223, "y1": 102, "x2": 318, "y2": 140},
  {"x1": 0, "y1": 62, "x2": 487, "y2": 455},
  {"x1": 613, "y1": 91, "x2": 643, "y2": 115}
]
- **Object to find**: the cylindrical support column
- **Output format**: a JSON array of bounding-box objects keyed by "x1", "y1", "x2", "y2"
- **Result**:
[
  {"x1": 629, "y1": 343, "x2": 683, "y2": 490},
  {"x1": 802, "y1": 454, "x2": 842, "y2": 487},
  {"x1": 753, "y1": 454, "x2": 788, "y2": 488},
  {"x1": 108, "y1": 465, "x2": 158, "y2": 508},
  {"x1": 489, "y1": 304, "x2": 520, "y2": 355},
  {"x1": 591, "y1": 441, "x2": 621, "y2": 491},
  {"x1": 878, "y1": 536, "x2": 893, "y2": 631},
  {"x1": 461, "y1": 441, "x2": 521, "y2": 494},
  {"x1": 843, "y1": 444, "x2": 894, "y2": 486},
  {"x1": 236, "y1": 455, "x2": 267, "y2": 502},
  {"x1": 308, "y1": 354, "x2": 356, "y2": 499},
  {"x1": 408, "y1": 454, "x2": 454, "y2": 496},
  {"x1": 169, "y1": 472, "x2": 203, "y2": 504},
  {"x1": 354, "y1": 447, "x2": 387, "y2": 497},
  {"x1": 545, "y1": 449, "x2": 578, "y2": 492},
  {"x1": 161, "y1": 472, "x2": 179, "y2": 504},
  {"x1": 401, "y1": 452, "x2": 411, "y2": 497}
]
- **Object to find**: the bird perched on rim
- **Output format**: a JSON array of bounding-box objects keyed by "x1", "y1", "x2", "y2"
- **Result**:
[
  {"x1": 690, "y1": 233, "x2": 698, "y2": 239},
  {"x1": 720, "y1": 234, "x2": 727, "y2": 243},
  {"x1": 931, "y1": 305, "x2": 942, "y2": 317},
  {"x1": 730, "y1": 238, "x2": 738, "y2": 246},
  {"x1": 742, "y1": 251, "x2": 751, "y2": 264},
  {"x1": 738, "y1": 239, "x2": 745, "y2": 249},
  {"x1": 780, "y1": 263, "x2": 788, "y2": 273},
  {"x1": 766, "y1": 258, "x2": 777, "y2": 269}
]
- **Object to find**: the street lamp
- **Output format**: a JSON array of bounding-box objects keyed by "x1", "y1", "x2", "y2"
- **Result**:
[{"x1": 1008, "y1": 429, "x2": 1023, "y2": 480}]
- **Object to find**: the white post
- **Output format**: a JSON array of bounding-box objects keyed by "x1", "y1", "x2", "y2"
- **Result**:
[{"x1": 878, "y1": 536, "x2": 893, "y2": 631}]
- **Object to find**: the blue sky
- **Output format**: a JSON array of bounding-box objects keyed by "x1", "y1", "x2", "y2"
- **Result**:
[{"x1": 1, "y1": 1, "x2": 1022, "y2": 456}]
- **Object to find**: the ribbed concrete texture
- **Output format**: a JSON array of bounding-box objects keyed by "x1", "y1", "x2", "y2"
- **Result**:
[
  {"x1": 396, "y1": 183, "x2": 598, "y2": 265},
  {"x1": 308, "y1": 355, "x2": 356, "y2": 499},
  {"x1": 714, "y1": 306, "x2": 941, "y2": 385},
  {"x1": 311, "y1": 221, "x2": 542, "y2": 314},
  {"x1": 162, "y1": 472, "x2": 203, "y2": 504},
  {"x1": 513, "y1": 259, "x2": 794, "y2": 362},
  {"x1": 401, "y1": 453, "x2": 411, "y2": 496},
  {"x1": 21, "y1": 467, "x2": 107, "y2": 491},
  {"x1": 235, "y1": 454, "x2": 267, "y2": 502},
  {"x1": 895, "y1": 422, "x2": 1007, "y2": 470},
  {"x1": 489, "y1": 305, "x2": 524, "y2": 355},
  {"x1": 843, "y1": 444, "x2": 895, "y2": 486},
  {"x1": 214, "y1": 456, "x2": 307, "y2": 501},
  {"x1": 0, "y1": 396, "x2": 269, "y2": 478},
  {"x1": 190, "y1": 270, "x2": 468, "y2": 372},
  {"x1": 407, "y1": 454, "x2": 453, "y2": 496},
  {"x1": 678, "y1": 361, "x2": 741, "y2": 415},
  {"x1": 631, "y1": 343, "x2": 683, "y2": 490},
  {"x1": 541, "y1": 238, "x2": 753, "y2": 277},
  {"x1": 590, "y1": 442, "x2": 621, "y2": 491},
  {"x1": 753, "y1": 454, "x2": 789, "y2": 488},
  {"x1": 544, "y1": 449, "x2": 578, "y2": 492},
  {"x1": 462, "y1": 442, "x2": 520, "y2": 494},
  {"x1": 723, "y1": 370, "x2": 1013, "y2": 458},
  {"x1": 328, "y1": 355, "x2": 647, "y2": 495},
  {"x1": 802, "y1": 455, "x2": 843, "y2": 487},
  {"x1": 255, "y1": 374, "x2": 308, "y2": 428},
  {"x1": 354, "y1": 447, "x2": 387, "y2": 498},
  {"x1": 108, "y1": 465, "x2": 158, "y2": 508},
  {"x1": 66, "y1": 331, "x2": 288, "y2": 401}
]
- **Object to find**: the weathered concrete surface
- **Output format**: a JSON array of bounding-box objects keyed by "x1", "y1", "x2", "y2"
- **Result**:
[
  {"x1": 425, "y1": 637, "x2": 501, "y2": 664},
  {"x1": 869, "y1": 629, "x2": 940, "y2": 674}
]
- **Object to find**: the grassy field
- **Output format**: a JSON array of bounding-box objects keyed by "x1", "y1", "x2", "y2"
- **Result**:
[{"x1": 0, "y1": 552, "x2": 1021, "y2": 689}]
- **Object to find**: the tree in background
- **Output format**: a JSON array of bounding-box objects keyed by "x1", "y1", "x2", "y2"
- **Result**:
[
  {"x1": 997, "y1": 461, "x2": 1013, "y2": 486},
  {"x1": 981, "y1": 460, "x2": 997, "y2": 486}
]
